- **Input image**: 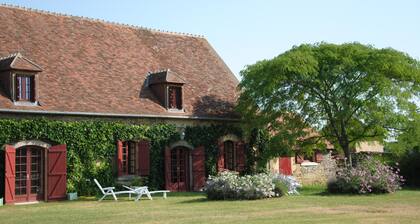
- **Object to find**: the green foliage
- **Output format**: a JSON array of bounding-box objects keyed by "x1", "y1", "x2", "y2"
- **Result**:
[
  {"x1": 246, "y1": 129, "x2": 270, "y2": 173},
  {"x1": 386, "y1": 113, "x2": 420, "y2": 187},
  {"x1": 130, "y1": 176, "x2": 149, "y2": 187},
  {"x1": 0, "y1": 118, "x2": 178, "y2": 195},
  {"x1": 272, "y1": 179, "x2": 289, "y2": 197},
  {"x1": 184, "y1": 124, "x2": 242, "y2": 177},
  {"x1": 237, "y1": 42, "x2": 420, "y2": 164},
  {"x1": 0, "y1": 119, "x2": 244, "y2": 195}
]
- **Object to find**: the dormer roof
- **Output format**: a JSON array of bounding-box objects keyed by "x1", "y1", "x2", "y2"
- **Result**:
[
  {"x1": 148, "y1": 69, "x2": 186, "y2": 86},
  {"x1": 0, "y1": 52, "x2": 42, "y2": 72}
]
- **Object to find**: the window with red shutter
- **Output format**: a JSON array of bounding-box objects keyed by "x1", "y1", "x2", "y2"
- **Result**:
[{"x1": 117, "y1": 140, "x2": 149, "y2": 177}]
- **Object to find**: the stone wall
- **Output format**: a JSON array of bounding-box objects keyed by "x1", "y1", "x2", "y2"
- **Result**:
[{"x1": 292, "y1": 152, "x2": 337, "y2": 185}]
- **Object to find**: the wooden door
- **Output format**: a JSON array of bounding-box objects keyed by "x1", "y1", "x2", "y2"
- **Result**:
[
  {"x1": 14, "y1": 146, "x2": 44, "y2": 202},
  {"x1": 168, "y1": 147, "x2": 190, "y2": 191},
  {"x1": 47, "y1": 144, "x2": 67, "y2": 201},
  {"x1": 192, "y1": 146, "x2": 205, "y2": 191},
  {"x1": 4, "y1": 145, "x2": 16, "y2": 203},
  {"x1": 279, "y1": 157, "x2": 292, "y2": 175}
]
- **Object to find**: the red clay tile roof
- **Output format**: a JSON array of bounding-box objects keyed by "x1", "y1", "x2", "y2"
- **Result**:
[{"x1": 0, "y1": 5, "x2": 239, "y2": 119}]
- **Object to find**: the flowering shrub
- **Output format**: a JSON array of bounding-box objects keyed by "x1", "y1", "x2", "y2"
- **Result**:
[
  {"x1": 273, "y1": 174, "x2": 301, "y2": 195},
  {"x1": 204, "y1": 171, "x2": 275, "y2": 200},
  {"x1": 204, "y1": 171, "x2": 302, "y2": 200},
  {"x1": 328, "y1": 155, "x2": 403, "y2": 194}
]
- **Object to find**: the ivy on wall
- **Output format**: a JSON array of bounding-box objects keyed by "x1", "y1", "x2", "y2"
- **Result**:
[
  {"x1": 184, "y1": 125, "x2": 242, "y2": 177},
  {"x1": 0, "y1": 118, "x2": 178, "y2": 195},
  {"x1": 0, "y1": 118, "x2": 245, "y2": 196}
]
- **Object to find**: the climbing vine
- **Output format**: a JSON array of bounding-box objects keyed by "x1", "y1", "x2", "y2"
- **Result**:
[
  {"x1": 0, "y1": 118, "x2": 245, "y2": 196},
  {"x1": 0, "y1": 118, "x2": 178, "y2": 195},
  {"x1": 184, "y1": 124, "x2": 242, "y2": 177}
]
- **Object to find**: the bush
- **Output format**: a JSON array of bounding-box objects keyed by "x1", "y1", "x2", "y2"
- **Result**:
[
  {"x1": 204, "y1": 171, "x2": 275, "y2": 200},
  {"x1": 130, "y1": 176, "x2": 149, "y2": 187},
  {"x1": 273, "y1": 179, "x2": 289, "y2": 197},
  {"x1": 328, "y1": 155, "x2": 403, "y2": 194},
  {"x1": 399, "y1": 148, "x2": 420, "y2": 187},
  {"x1": 273, "y1": 174, "x2": 301, "y2": 195}
]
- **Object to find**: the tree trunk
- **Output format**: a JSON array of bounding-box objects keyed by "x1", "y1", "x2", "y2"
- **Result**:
[{"x1": 342, "y1": 143, "x2": 352, "y2": 167}]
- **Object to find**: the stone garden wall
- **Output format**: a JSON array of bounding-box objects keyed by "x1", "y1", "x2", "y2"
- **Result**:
[{"x1": 292, "y1": 152, "x2": 337, "y2": 185}]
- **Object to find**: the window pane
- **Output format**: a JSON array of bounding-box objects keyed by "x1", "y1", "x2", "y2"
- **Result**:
[
  {"x1": 168, "y1": 86, "x2": 182, "y2": 109},
  {"x1": 224, "y1": 141, "x2": 235, "y2": 170},
  {"x1": 16, "y1": 75, "x2": 34, "y2": 101}
]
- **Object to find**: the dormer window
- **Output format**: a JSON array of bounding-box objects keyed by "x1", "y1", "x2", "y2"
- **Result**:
[
  {"x1": 168, "y1": 86, "x2": 182, "y2": 110},
  {"x1": 147, "y1": 69, "x2": 185, "y2": 112},
  {"x1": 0, "y1": 53, "x2": 42, "y2": 105},
  {"x1": 16, "y1": 75, "x2": 35, "y2": 102}
]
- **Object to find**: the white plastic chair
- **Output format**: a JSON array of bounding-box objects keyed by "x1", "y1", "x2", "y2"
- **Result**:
[{"x1": 94, "y1": 179, "x2": 135, "y2": 201}]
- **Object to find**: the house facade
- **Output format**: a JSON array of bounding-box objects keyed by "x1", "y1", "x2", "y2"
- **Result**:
[{"x1": 0, "y1": 5, "x2": 245, "y2": 204}]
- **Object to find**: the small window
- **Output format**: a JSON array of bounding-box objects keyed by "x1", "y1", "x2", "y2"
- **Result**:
[
  {"x1": 16, "y1": 75, "x2": 35, "y2": 102},
  {"x1": 168, "y1": 86, "x2": 182, "y2": 110},
  {"x1": 224, "y1": 141, "x2": 235, "y2": 170},
  {"x1": 121, "y1": 141, "x2": 136, "y2": 175}
]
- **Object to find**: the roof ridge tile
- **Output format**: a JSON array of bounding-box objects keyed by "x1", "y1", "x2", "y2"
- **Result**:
[{"x1": 0, "y1": 3, "x2": 205, "y2": 38}]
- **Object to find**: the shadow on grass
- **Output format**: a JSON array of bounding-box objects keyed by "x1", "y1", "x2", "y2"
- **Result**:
[{"x1": 178, "y1": 198, "x2": 208, "y2": 204}]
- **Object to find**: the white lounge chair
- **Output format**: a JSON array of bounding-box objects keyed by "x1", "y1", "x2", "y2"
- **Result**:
[
  {"x1": 123, "y1": 185, "x2": 170, "y2": 201},
  {"x1": 123, "y1": 185, "x2": 152, "y2": 201},
  {"x1": 94, "y1": 179, "x2": 135, "y2": 201}
]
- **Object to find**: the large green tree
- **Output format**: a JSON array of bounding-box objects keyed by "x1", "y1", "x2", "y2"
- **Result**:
[{"x1": 237, "y1": 43, "x2": 420, "y2": 166}]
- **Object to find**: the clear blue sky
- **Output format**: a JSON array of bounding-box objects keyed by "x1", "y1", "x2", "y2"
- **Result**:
[{"x1": 1, "y1": 0, "x2": 419, "y2": 79}]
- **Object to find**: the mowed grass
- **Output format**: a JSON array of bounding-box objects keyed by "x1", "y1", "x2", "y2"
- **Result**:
[{"x1": 1, "y1": 188, "x2": 420, "y2": 224}]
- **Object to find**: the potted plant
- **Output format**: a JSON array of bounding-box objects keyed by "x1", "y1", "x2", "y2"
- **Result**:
[{"x1": 67, "y1": 182, "x2": 78, "y2": 201}]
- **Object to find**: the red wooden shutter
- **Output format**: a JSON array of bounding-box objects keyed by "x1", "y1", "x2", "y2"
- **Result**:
[
  {"x1": 235, "y1": 142, "x2": 246, "y2": 172},
  {"x1": 192, "y1": 146, "x2": 205, "y2": 191},
  {"x1": 47, "y1": 144, "x2": 67, "y2": 201},
  {"x1": 117, "y1": 141, "x2": 123, "y2": 177},
  {"x1": 4, "y1": 145, "x2": 16, "y2": 204},
  {"x1": 164, "y1": 147, "x2": 171, "y2": 190},
  {"x1": 279, "y1": 157, "x2": 292, "y2": 175},
  {"x1": 217, "y1": 141, "x2": 224, "y2": 172},
  {"x1": 138, "y1": 140, "x2": 150, "y2": 176}
]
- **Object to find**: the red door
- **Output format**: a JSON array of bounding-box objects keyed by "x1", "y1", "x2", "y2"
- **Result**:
[
  {"x1": 166, "y1": 147, "x2": 190, "y2": 191},
  {"x1": 279, "y1": 157, "x2": 292, "y2": 175},
  {"x1": 14, "y1": 146, "x2": 44, "y2": 203}
]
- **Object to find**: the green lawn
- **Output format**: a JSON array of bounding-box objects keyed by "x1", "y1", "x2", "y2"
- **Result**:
[{"x1": 1, "y1": 188, "x2": 420, "y2": 224}]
